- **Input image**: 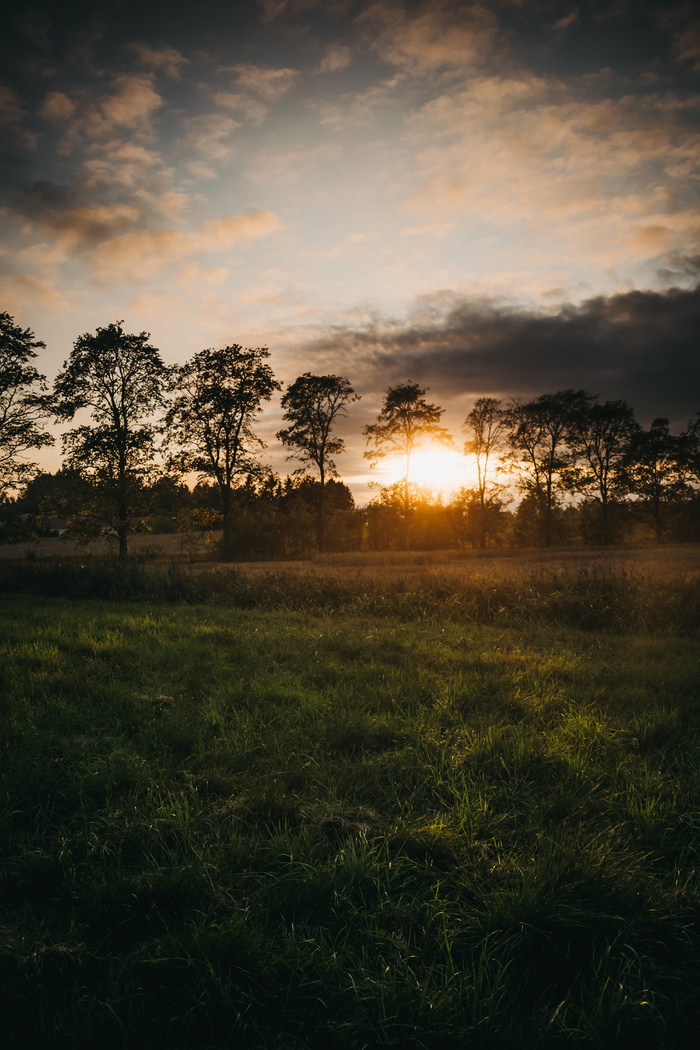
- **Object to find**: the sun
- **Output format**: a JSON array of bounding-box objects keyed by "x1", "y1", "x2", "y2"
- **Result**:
[{"x1": 375, "y1": 442, "x2": 479, "y2": 499}]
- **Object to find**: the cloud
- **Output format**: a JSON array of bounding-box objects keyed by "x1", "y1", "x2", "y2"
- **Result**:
[
  {"x1": 318, "y1": 44, "x2": 352, "y2": 73},
  {"x1": 197, "y1": 210, "x2": 281, "y2": 249},
  {"x1": 14, "y1": 182, "x2": 144, "y2": 248},
  {"x1": 90, "y1": 227, "x2": 187, "y2": 280},
  {"x1": 88, "y1": 208, "x2": 281, "y2": 281},
  {"x1": 212, "y1": 62, "x2": 299, "y2": 123},
  {"x1": 212, "y1": 91, "x2": 269, "y2": 123},
  {"x1": 664, "y1": 3, "x2": 700, "y2": 71},
  {"x1": 181, "y1": 113, "x2": 240, "y2": 163},
  {"x1": 83, "y1": 140, "x2": 166, "y2": 188},
  {"x1": 53, "y1": 74, "x2": 164, "y2": 143},
  {"x1": 553, "y1": 10, "x2": 579, "y2": 33},
  {"x1": 34, "y1": 74, "x2": 164, "y2": 155},
  {"x1": 0, "y1": 84, "x2": 25, "y2": 125},
  {"x1": 131, "y1": 43, "x2": 189, "y2": 79},
  {"x1": 0, "y1": 261, "x2": 69, "y2": 310},
  {"x1": 358, "y1": 0, "x2": 499, "y2": 75},
  {"x1": 39, "y1": 91, "x2": 76, "y2": 121},
  {"x1": 657, "y1": 252, "x2": 700, "y2": 283},
  {"x1": 400, "y1": 72, "x2": 700, "y2": 268},
  {"x1": 98, "y1": 73, "x2": 162, "y2": 130},
  {"x1": 303, "y1": 284, "x2": 700, "y2": 425},
  {"x1": 259, "y1": 0, "x2": 353, "y2": 22},
  {"x1": 230, "y1": 63, "x2": 299, "y2": 101}
]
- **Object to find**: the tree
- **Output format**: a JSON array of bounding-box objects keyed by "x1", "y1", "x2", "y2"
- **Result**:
[
  {"x1": 166, "y1": 344, "x2": 279, "y2": 560},
  {"x1": 0, "y1": 311, "x2": 53, "y2": 503},
  {"x1": 504, "y1": 390, "x2": 593, "y2": 546},
  {"x1": 462, "y1": 397, "x2": 507, "y2": 548},
  {"x1": 277, "y1": 373, "x2": 359, "y2": 552},
  {"x1": 621, "y1": 418, "x2": 692, "y2": 543},
  {"x1": 565, "y1": 399, "x2": 638, "y2": 545},
  {"x1": 363, "y1": 381, "x2": 452, "y2": 550},
  {"x1": 452, "y1": 486, "x2": 508, "y2": 549},
  {"x1": 682, "y1": 412, "x2": 700, "y2": 485},
  {"x1": 52, "y1": 321, "x2": 170, "y2": 566}
]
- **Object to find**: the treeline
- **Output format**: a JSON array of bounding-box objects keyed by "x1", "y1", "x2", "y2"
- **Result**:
[{"x1": 1, "y1": 312, "x2": 699, "y2": 559}]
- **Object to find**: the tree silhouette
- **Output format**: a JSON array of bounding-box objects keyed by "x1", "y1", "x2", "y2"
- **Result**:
[
  {"x1": 565, "y1": 399, "x2": 638, "y2": 544},
  {"x1": 277, "y1": 373, "x2": 359, "y2": 553},
  {"x1": 0, "y1": 312, "x2": 53, "y2": 503},
  {"x1": 166, "y1": 345, "x2": 279, "y2": 561},
  {"x1": 682, "y1": 412, "x2": 700, "y2": 485},
  {"x1": 621, "y1": 418, "x2": 691, "y2": 543},
  {"x1": 462, "y1": 397, "x2": 507, "y2": 548},
  {"x1": 505, "y1": 390, "x2": 593, "y2": 547},
  {"x1": 52, "y1": 321, "x2": 170, "y2": 566},
  {"x1": 363, "y1": 381, "x2": 452, "y2": 550}
]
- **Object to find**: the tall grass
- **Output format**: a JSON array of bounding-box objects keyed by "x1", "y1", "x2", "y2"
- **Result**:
[
  {"x1": 1, "y1": 554, "x2": 699, "y2": 632},
  {"x1": 1, "y1": 583, "x2": 699, "y2": 1047}
]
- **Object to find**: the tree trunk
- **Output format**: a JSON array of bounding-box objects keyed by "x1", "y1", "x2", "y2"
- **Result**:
[
  {"x1": 118, "y1": 527, "x2": 128, "y2": 568},
  {"x1": 543, "y1": 480, "x2": 554, "y2": 547},
  {"x1": 652, "y1": 497, "x2": 664, "y2": 543},
  {"x1": 117, "y1": 496, "x2": 129, "y2": 570},
  {"x1": 600, "y1": 497, "x2": 610, "y2": 546},
  {"x1": 317, "y1": 468, "x2": 326, "y2": 554},
  {"x1": 222, "y1": 486, "x2": 234, "y2": 560},
  {"x1": 478, "y1": 491, "x2": 487, "y2": 549},
  {"x1": 403, "y1": 465, "x2": 411, "y2": 552}
]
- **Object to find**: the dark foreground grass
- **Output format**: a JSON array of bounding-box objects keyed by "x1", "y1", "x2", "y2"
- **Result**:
[{"x1": 1, "y1": 573, "x2": 699, "y2": 1048}]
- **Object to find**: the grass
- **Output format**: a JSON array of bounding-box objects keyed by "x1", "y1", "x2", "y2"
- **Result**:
[
  {"x1": 1, "y1": 555, "x2": 699, "y2": 1047},
  {"x1": 1, "y1": 546, "x2": 700, "y2": 632}
]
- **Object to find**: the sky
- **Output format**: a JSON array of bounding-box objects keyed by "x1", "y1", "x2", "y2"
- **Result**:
[{"x1": 1, "y1": 0, "x2": 699, "y2": 501}]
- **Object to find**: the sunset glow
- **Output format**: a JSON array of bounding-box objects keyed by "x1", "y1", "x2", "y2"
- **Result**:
[{"x1": 374, "y1": 445, "x2": 478, "y2": 500}]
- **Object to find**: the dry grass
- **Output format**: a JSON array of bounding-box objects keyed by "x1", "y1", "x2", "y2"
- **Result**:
[
  {"x1": 205, "y1": 543, "x2": 700, "y2": 584},
  {"x1": 5, "y1": 531, "x2": 700, "y2": 585}
]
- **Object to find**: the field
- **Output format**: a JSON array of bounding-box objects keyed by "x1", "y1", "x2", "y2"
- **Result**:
[{"x1": 1, "y1": 549, "x2": 699, "y2": 1048}]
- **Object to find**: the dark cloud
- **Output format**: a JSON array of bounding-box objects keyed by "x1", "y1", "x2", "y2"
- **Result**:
[
  {"x1": 311, "y1": 284, "x2": 700, "y2": 427},
  {"x1": 12, "y1": 179, "x2": 143, "y2": 248},
  {"x1": 657, "y1": 254, "x2": 700, "y2": 284}
]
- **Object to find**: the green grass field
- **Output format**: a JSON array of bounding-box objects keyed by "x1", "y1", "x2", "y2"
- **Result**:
[{"x1": 1, "y1": 552, "x2": 699, "y2": 1048}]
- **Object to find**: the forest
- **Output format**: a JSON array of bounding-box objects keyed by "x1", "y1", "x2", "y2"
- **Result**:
[{"x1": 2, "y1": 311, "x2": 699, "y2": 561}]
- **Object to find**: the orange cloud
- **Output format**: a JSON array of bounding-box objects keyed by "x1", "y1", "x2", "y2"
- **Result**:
[
  {"x1": 181, "y1": 113, "x2": 240, "y2": 162},
  {"x1": 230, "y1": 63, "x2": 298, "y2": 101},
  {"x1": 99, "y1": 73, "x2": 162, "y2": 128},
  {"x1": 400, "y1": 71, "x2": 700, "y2": 271},
  {"x1": 318, "y1": 44, "x2": 352, "y2": 74},
  {"x1": 41, "y1": 200, "x2": 143, "y2": 249},
  {"x1": 89, "y1": 209, "x2": 281, "y2": 282},
  {"x1": 358, "y1": 0, "x2": 498, "y2": 74},
  {"x1": 197, "y1": 210, "x2": 281, "y2": 249},
  {"x1": 212, "y1": 91, "x2": 268, "y2": 123},
  {"x1": 131, "y1": 43, "x2": 190, "y2": 79},
  {"x1": 40, "y1": 91, "x2": 75, "y2": 121},
  {"x1": 0, "y1": 85, "x2": 25, "y2": 125}
]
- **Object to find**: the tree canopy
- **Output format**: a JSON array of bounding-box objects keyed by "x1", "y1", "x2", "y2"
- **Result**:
[
  {"x1": 52, "y1": 321, "x2": 170, "y2": 564},
  {"x1": 277, "y1": 373, "x2": 359, "y2": 551},
  {"x1": 166, "y1": 344, "x2": 280, "y2": 560},
  {"x1": 0, "y1": 312, "x2": 53, "y2": 501},
  {"x1": 463, "y1": 397, "x2": 507, "y2": 549},
  {"x1": 622, "y1": 418, "x2": 692, "y2": 543},
  {"x1": 505, "y1": 390, "x2": 593, "y2": 547}
]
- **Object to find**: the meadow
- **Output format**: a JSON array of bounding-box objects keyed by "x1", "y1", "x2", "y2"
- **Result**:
[{"x1": 1, "y1": 549, "x2": 699, "y2": 1048}]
